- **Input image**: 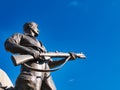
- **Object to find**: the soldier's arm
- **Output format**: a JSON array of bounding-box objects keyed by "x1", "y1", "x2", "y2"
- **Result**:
[
  {"x1": 48, "y1": 53, "x2": 76, "y2": 68},
  {"x1": 4, "y1": 33, "x2": 35, "y2": 55}
]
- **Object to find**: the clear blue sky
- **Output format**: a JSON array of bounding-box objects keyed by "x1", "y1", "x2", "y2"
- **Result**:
[{"x1": 0, "y1": 0, "x2": 120, "y2": 90}]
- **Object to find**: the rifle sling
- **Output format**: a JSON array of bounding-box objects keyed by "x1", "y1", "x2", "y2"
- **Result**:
[{"x1": 23, "y1": 56, "x2": 71, "y2": 72}]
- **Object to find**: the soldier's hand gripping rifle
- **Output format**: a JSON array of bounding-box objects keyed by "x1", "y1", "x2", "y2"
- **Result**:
[{"x1": 11, "y1": 52, "x2": 86, "y2": 66}]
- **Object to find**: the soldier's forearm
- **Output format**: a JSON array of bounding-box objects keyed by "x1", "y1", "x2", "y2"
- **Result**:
[
  {"x1": 5, "y1": 41, "x2": 33, "y2": 55},
  {"x1": 48, "y1": 58, "x2": 72, "y2": 68}
]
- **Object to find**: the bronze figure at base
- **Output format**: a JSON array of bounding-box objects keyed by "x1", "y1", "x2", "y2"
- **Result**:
[{"x1": 0, "y1": 69, "x2": 13, "y2": 90}]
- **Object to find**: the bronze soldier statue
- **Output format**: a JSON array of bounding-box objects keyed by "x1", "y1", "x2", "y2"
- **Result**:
[{"x1": 4, "y1": 22, "x2": 81, "y2": 90}]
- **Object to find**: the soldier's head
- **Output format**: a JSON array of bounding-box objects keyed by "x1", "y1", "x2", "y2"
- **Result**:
[{"x1": 23, "y1": 22, "x2": 39, "y2": 37}]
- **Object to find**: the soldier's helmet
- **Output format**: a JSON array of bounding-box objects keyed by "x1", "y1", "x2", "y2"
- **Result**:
[{"x1": 23, "y1": 22, "x2": 39, "y2": 35}]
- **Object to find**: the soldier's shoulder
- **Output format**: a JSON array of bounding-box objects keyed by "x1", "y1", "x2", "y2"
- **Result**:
[
  {"x1": 10, "y1": 33, "x2": 24, "y2": 38},
  {"x1": 12, "y1": 33, "x2": 23, "y2": 36}
]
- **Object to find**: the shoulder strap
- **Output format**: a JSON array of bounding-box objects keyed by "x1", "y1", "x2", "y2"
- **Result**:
[{"x1": 23, "y1": 56, "x2": 71, "y2": 72}]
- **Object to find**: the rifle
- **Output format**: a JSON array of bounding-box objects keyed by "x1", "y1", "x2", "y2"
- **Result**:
[{"x1": 11, "y1": 52, "x2": 86, "y2": 66}]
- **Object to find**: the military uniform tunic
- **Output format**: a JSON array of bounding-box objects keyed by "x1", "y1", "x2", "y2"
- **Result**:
[{"x1": 5, "y1": 33, "x2": 56, "y2": 90}]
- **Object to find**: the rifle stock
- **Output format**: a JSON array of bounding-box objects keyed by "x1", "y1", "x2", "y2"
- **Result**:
[
  {"x1": 11, "y1": 52, "x2": 86, "y2": 66},
  {"x1": 11, "y1": 55, "x2": 34, "y2": 66}
]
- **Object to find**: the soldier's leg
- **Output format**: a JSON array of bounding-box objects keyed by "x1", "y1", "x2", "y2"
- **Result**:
[
  {"x1": 41, "y1": 74, "x2": 56, "y2": 90},
  {"x1": 35, "y1": 77, "x2": 43, "y2": 90},
  {"x1": 15, "y1": 73, "x2": 43, "y2": 90}
]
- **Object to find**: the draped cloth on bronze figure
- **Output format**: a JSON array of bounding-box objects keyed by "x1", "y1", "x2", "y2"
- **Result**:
[{"x1": 0, "y1": 69, "x2": 13, "y2": 90}]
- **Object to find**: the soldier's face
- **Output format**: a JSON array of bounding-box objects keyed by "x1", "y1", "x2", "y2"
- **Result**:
[{"x1": 31, "y1": 23, "x2": 39, "y2": 36}]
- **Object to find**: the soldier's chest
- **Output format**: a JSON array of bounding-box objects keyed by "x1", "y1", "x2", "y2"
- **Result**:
[{"x1": 20, "y1": 35, "x2": 41, "y2": 47}]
